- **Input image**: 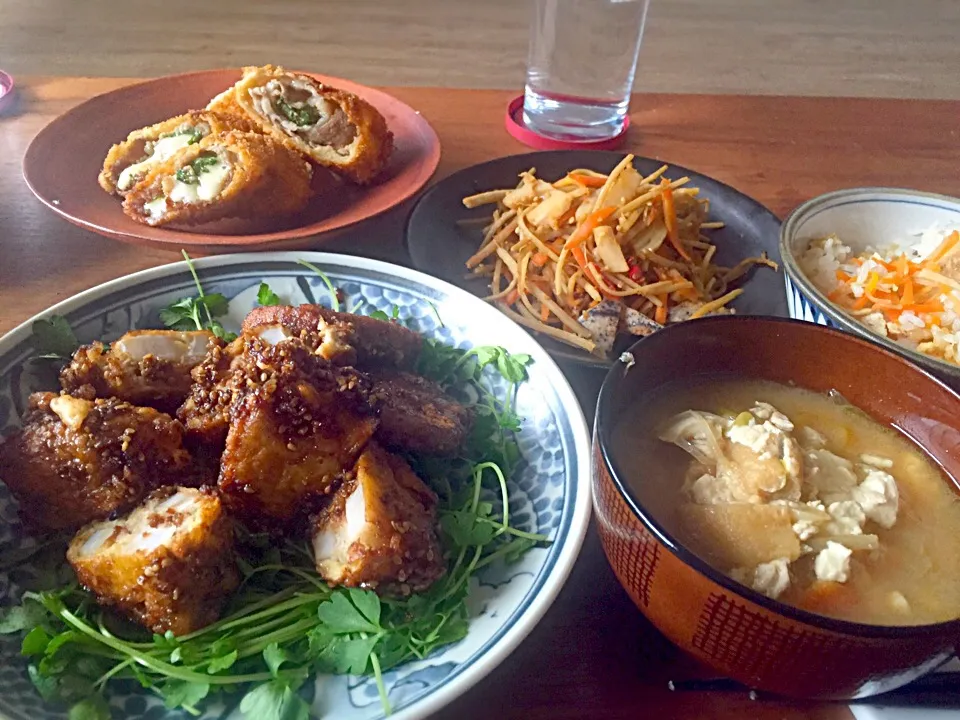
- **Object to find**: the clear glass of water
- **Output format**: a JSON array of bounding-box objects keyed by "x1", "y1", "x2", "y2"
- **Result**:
[{"x1": 523, "y1": 0, "x2": 651, "y2": 142}]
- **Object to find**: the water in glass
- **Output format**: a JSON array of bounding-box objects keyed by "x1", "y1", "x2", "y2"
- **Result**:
[{"x1": 523, "y1": 0, "x2": 650, "y2": 141}]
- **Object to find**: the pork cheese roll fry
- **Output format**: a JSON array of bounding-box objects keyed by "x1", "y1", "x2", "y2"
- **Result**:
[
  {"x1": 122, "y1": 130, "x2": 312, "y2": 227},
  {"x1": 208, "y1": 65, "x2": 393, "y2": 184},
  {"x1": 98, "y1": 111, "x2": 255, "y2": 196}
]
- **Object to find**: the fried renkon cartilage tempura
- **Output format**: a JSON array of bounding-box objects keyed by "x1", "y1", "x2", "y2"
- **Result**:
[
  {"x1": 241, "y1": 304, "x2": 423, "y2": 370},
  {"x1": 208, "y1": 65, "x2": 393, "y2": 184},
  {"x1": 122, "y1": 130, "x2": 312, "y2": 227},
  {"x1": 67, "y1": 486, "x2": 239, "y2": 635},
  {"x1": 216, "y1": 339, "x2": 377, "y2": 531},
  {"x1": 98, "y1": 110, "x2": 257, "y2": 196},
  {"x1": 0, "y1": 393, "x2": 193, "y2": 532},
  {"x1": 61, "y1": 330, "x2": 220, "y2": 413},
  {"x1": 311, "y1": 442, "x2": 445, "y2": 595}
]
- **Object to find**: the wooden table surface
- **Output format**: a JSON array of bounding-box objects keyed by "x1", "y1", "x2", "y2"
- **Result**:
[{"x1": 3, "y1": 77, "x2": 960, "y2": 719}]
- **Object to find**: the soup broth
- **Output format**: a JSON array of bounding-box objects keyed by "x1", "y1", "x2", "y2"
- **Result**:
[{"x1": 616, "y1": 377, "x2": 960, "y2": 626}]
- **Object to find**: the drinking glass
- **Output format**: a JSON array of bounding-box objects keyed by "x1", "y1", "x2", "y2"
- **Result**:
[{"x1": 523, "y1": 0, "x2": 651, "y2": 141}]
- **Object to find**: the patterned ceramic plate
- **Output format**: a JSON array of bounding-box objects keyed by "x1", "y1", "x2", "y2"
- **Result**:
[{"x1": 0, "y1": 253, "x2": 592, "y2": 720}]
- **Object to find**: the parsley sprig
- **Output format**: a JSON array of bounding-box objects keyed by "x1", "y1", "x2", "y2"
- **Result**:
[
  {"x1": 159, "y1": 251, "x2": 236, "y2": 341},
  {"x1": 31, "y1": 315, "x2": 80, "y2": 360}
]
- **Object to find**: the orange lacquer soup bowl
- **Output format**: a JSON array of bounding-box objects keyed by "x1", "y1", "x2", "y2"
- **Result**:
[{"x1": 592, "y1": 316, "x2": 960, "y2": 699}]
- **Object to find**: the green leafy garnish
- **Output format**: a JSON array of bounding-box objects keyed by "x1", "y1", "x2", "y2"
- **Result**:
[
  {"x1": 296, "y1": 260, "x2": 340, "y2": 311},
  {"x1": 175, "y1": 153, "x2": 220, "y2": 185},
  {"x1": 159, "y1": 126, "x2": 204, "y2": 144},
  {"x1": 257, "y1": 283, "x2": 281, "y2": 307},
  {"x1": 159, "y1": 250, "x2": 236, "y2": 341},
  {"x1": 32, "y1": 315, "x2": 80, "y2": 359},
  {"x1": 274, "y1": 99, "x2": 321, "y2": 127},
  {"x1": 367, "y1": 305, "x2": 402, "y2": 323}
]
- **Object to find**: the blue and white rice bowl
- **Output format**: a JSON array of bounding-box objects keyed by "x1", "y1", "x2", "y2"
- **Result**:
[{"x1": 780, "y1": 188, "x2": 960, "y2": 388}]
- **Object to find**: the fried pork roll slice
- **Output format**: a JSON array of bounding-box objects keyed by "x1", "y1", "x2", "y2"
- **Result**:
[
  {"x1": 242, "y1": 304, "x2": 423, "y2": 369},
  {"x1": 0, "y1": 393, "x2": 192, "y2": 532},
  {"x1": 98, "y1": 110, "x2": 256, "y2": 195},
  {"x1": 67, "y1": 487, "x2": 239, "y2": 635},
  {"x1": 368, "y1": 370, "x2": 471, "y2": 456},
  {"x1": 312, "y1": 443, "x2": 444, "y2": 594},
  {"x1": 208, "y1": 65, "x2": 393, "y2": 184},
  {"x1": 61, "y1": 330, "x2": 220, "y2": 412},
  {"x1": 217, "y1": 340, "x2": 377, "y2": 530},
  {"x1": 122, "y1": 130, "x2": 312, "y2": 227}
]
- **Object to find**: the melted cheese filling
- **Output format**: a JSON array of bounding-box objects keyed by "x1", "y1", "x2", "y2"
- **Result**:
[
  {"x1": 169, "y1": 160, "x2": 232, "y2": 204},
  {"x1": 117, "y1": 133, "x2": 196, "y2": 191}
]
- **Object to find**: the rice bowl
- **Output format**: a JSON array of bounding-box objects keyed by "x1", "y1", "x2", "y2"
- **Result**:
[{"x1": 780, "y1": 188, "x2": 960, "y2": 388}]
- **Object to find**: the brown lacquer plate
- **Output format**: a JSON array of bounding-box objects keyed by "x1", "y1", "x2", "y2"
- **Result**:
[{"x1": 22, "y1": 70, "x2": 441, "y2": 252}]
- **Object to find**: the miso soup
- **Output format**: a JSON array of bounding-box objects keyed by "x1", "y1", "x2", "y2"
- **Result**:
[{"x1": 616, "y1": 378, "x2": 960, "y2": 626}]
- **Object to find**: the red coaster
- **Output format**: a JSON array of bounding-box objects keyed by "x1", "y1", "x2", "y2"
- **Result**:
[
  {"x1": 0, "y1": 71, "x2": 14, "y2": 111},
  {"x1": 505, "y1": 94, "x2": 630, "y2": 151}
]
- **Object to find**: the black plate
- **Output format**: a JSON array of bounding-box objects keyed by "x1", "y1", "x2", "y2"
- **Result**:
[{"x1": 406, "y1": 150, "x2": 787, "y2": 368}]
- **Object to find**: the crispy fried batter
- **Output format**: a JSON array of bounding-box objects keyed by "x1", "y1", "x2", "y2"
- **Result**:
[
  {"x1": 209, "y1": 65, "x2": 393, "y2": 184},
  {"x1": 122, "y1": 130, "x2": 312, "y2": 227},
  {"x1": 368, "y1": 370, "x2": 471, "y2": 456},
  {"x1": 177, "y1": 336, "x2": 246, "y2": 447},
  {"x1": 68, "y1": 486, "x2": 239, "y2": 635},
  {"x1": 242, "y1": 304, "x2": 422, "y2": 369},
  {"x1": 0, "y1": 393, "x2": 192, "y2": 532},
  {"x1": 61, "y1": 330, "x2": 220, "y2": 413},
  {"x1": 217, "y1": 340, "x2": 377, "y2": 530},
  {"x1": 98, "y1": 110, "x2": 257, "y2": 195},
  {"x1": 311, "y1": 442, "x2": 444, "y2": 594}
]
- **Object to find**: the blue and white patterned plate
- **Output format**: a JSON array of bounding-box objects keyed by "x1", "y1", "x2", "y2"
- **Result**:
[{"x1": 0, "y1": 253, "x2": 592, "y2": 720}]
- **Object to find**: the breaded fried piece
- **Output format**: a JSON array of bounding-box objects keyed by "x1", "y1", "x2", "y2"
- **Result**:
[
  {"x1": 368, "y1": 370, "x2": 471, "y2": 456},
  {"x1": 122, "y1": 130, "x2": 312, "y2": 227},
  {"x1": 177, "y1": 336, "x2": 246, "y2": 447},
  {"x1": 217, "y1": 340, "x2": 377, "y2": 530},
  {"x1": 0, "y1": 393, "x2": 192, "y2": 532},
  {"x1": 209, "y1": 65, "x2": 393, "y2": 184},
  {"x1": 68, "y1": 487, "x2": 239, "y2": 635},
  {"x1": 242, "y1": 304, "x2": 422, "y2": 369},
  {"x1": 61, "y1": 330, "x2": 220, "y2": 413},
  {"x1": 99, "y1": 110, "x2": 257, "y2": 195},
  {"x1": 312, "y1": 442, "x2": 444, "y2": 594}
]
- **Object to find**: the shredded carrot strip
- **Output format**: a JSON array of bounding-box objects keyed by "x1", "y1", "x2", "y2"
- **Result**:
[
  {"x1": 853, "y1": 295, "x2": 870, "y2": 310},
  {"x1": 564, "y1": 206, "x2": 616, "y2": 250},
  {"x1": 905, "y1": 299, "x2": 944, "y2": 313},
  {"x1": 835, "y1": 270, "x2": 852, "y2": 282},
  {"x1": 660, "y1": 179, "x2": 692, "y2": 261},
  {"x1": 901, "y1": 277, "x2": 914, "y2": 306},
  {"x1": 539, "y1": 303, "x2": 551, "y2": 321},
  {"x1": 531, "y1": 252, "x2": 549, "y2": 267},
  {"x1": 655, "y1": 300, "x2": 668, "y2": 324},
  {"x1": 568, "y1": 173, "x2": 607, "y2": 188},
  {"x1": 505, "y1": 288, "x2": 519, "y2": 305}
]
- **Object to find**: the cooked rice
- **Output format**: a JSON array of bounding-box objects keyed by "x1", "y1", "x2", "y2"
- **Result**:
[{"x1": 799, "y1": 225, "x2": 960, "y2": 366}]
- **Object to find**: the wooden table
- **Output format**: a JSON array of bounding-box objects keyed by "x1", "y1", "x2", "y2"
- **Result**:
[{"x1": 3, "y1": 77, "x2": 960, "y2": 720}]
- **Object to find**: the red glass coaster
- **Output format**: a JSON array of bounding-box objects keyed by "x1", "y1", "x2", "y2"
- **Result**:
[
  {"x1": 505, "y1": 94, "x2": 630, "y2": 151},
  {"x1": 0, "y1": 71, "x2": 15, "y2": 111}
]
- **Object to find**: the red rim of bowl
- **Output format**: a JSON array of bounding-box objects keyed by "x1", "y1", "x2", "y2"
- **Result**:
[
  {"x1": 596, "y1": 314, "x2": 960, "y2": 638},
  {"x1": 505, "y1": 95, "x2": 630, "y2": 151}
]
